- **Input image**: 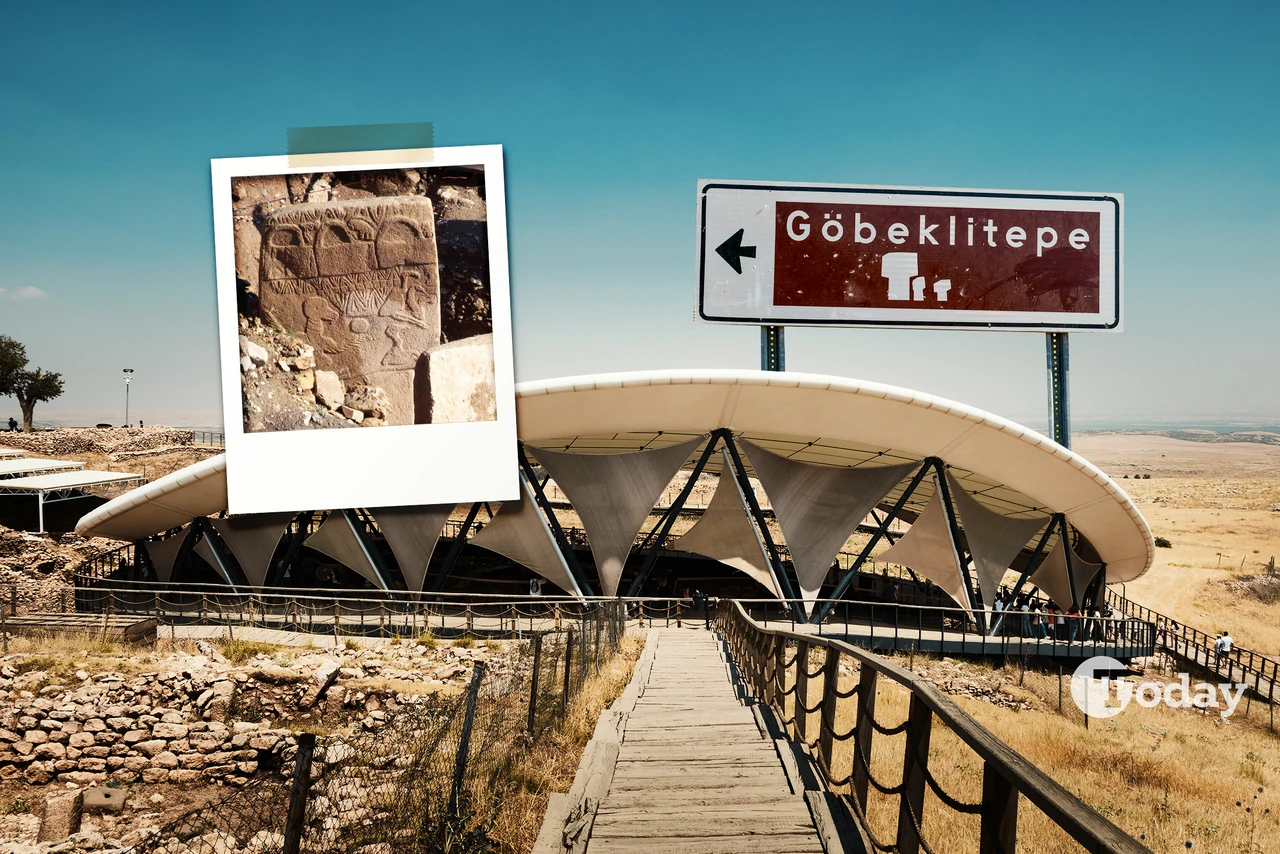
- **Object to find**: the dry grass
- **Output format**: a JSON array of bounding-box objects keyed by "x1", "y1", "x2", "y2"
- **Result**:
[
  {"x1": 214, "y1": 637, "x2": 280, "y2": 664},
  {"x1": 486, "y1": 630, "x2": 645, "y2": 854},
  {"x1": 778, "y1": 647, "x2": 1280, "y2": 854}
]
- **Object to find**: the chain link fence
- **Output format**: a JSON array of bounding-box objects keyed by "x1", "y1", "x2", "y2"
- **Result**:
[{"x1": 125, "y1": 602, "x2": 627, "y2": 854}]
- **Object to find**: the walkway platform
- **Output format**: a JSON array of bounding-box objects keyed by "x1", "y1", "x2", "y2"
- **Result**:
[{"x1": 539, "y1": 628, "x2": 827, "y2": 854}]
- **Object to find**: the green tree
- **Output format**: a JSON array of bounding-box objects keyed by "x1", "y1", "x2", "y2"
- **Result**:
[
  {"x1": 0, "y1": 335, "x2": 27, "y2": 397},
  {"x1": 14, "y1": 368, "x2": 63, "y2": 432}
]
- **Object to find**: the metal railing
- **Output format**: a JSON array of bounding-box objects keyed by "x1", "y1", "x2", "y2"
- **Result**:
[
  {"x1": 69, "y1": 579, "x2": 695, "y2": 639},
  {"x1": 77, "y1": 534, "x2": 942, "y2": 606},
  {"x1": 732, "y1": 597, "x2": 1155, "y2": 658},
  {"x1": 717, "y1": 599, "x2": 1150, "y2": 854},
  {"x1": 190, "y1": 430, "x2": 225, "y2": 447},
  {"x1": 1107, "y1": 589, "x2": 1278, "y2": 703}
]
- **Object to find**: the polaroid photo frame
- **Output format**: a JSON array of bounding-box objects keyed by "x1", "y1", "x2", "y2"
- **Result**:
[{"x1": 211, "y1": 145, "x2": 517, "y2": 514}]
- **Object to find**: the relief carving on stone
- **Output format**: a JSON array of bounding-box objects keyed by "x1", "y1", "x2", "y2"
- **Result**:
[{"x1": 258, "y1": 197, "x2": 442, "y2": 426}]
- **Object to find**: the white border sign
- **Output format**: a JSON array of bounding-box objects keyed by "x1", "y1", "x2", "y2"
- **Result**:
[
  {"x1": 696, "y1": 180, "x2": 1123, "y2": 332},
  {"x1": 211, "y1": 145, "x2": 518, "y2": 514}
]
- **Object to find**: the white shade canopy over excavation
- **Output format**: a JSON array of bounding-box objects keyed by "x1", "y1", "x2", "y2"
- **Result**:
[
  {"x1": 878, "y1": 487, "x2": 972, "y2": 611},
  {"x1": 532, "y1": 436, "x2": 703, "y2": 597},
  {"x1": 373, "y1": 505, "x2": 455, "y2": 592},
  {"x1": 742, "y1": 439, "x2": 916, "y2": 605},
  {"x1": 946, "y1": 472, "x2": 1051, "y2": 608},
  {"x1": 671, "y1": 450, "x2": 778, "y2": 596},
  {"x1": 208, "y1": 513, "x2": 295, "y2": 587},
  {"x1": 77, "y1": 370, "x2": 1152, "y2": 601},
  {"x1": 469, "y1": 473, "x2": 583, "y2": 597}
]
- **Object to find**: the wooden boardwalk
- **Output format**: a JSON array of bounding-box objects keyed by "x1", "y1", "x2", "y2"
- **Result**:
[{"x1": 583, "y1": 629, "x2": 824, "y2": 853}]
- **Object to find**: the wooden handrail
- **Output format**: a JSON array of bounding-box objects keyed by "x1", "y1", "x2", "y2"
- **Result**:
[{"x1": 718, "y1": 599, "x2": 1151, "y2": 854}]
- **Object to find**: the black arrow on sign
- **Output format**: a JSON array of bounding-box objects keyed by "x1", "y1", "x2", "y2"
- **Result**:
[{"x1": 715, "y1": 229, "x2": 756, "y2": 274}]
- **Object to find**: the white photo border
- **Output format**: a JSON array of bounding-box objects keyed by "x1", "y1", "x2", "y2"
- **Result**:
[{"x1": 211, "y1": 145, "x2": 518, "y2": 514}]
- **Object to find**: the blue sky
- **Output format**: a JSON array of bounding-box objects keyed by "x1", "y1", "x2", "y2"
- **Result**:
[{"x1": 1, "y1": 1, "x2": 1276, "y2": 430}]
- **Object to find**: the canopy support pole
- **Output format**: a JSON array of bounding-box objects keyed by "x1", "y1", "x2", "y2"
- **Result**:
[
  {"x1": 988, "y1": 515, "x2": 1060, "y2": 636},
  {"x1": 931, "y1": 461, "x2": 983, "y2": 629},
  {"x1": 340, "y1": 509, "x2": 397, "y2": 592},
  {"x1": 721, "y1": 431, "x2": 804, "y2": 620},
  {"x1": 627, "y1": 432, "x2": 722, "y2": 597},
  {"x1": 194, "y1": 518, "x2": 248, "y2": 594},
  {"x1": 432, "y1": 502, "x2": 482, "y2": 592},
  {"x1": 816, "y1": 460, "x2": 933, "y2": 623},
  {"x1": 518, "y1": 445, "x2": 596, "y2": 597}
]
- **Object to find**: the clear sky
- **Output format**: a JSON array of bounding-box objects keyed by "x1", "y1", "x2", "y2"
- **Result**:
[{"x1": 1, "y1": 1, "x2": 1276, "y2": 431}]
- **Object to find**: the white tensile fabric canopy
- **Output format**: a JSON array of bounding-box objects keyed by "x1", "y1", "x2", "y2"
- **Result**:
[
  {"x1": 305, "y1": 511, "x2": 386, "y2": 589},
  {"x1": 74, "y1": 371, "x2": 1153, "y2": 602},
  {"x1": 533, "y1": 436, "x2": 703, "y2": 597},
  {"x1": 878, "y1": 485, "x2": 972, "y2": 611},
  {"x1": 946, "y1": 472, "x2": 1051, "y2": 609},
  {"x1": 209, "y1": 513, "x2": 295, "y2": 588},
  {"x1": 1028, "y1": 537, "x2": 1103, "y2": 609},
  {"x1": 142, "y1": 526, "x2": 189, "y2": 583},
  {"x1": 741, "y1": 439, "x2": 917, "y2": 605},
  {"x1": 469, "y1": 473, "x2": 583, "y2": 597},
  {"x1": 373, "y1": 505, "x2": 455, "y2": 592},
  {"x1": 670, "y1": 450, "x2": 778, "y2": 597},
  {"x1": 76, "y1": 454, "x2": 227, "y2": 541}
]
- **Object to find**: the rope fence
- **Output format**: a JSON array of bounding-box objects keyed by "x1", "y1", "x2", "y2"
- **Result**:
[{"x1": 717, "y1": 599, "x2": 1152, "y2": 854}]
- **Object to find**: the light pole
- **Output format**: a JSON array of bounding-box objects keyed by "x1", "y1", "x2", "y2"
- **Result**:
[{"x1": 123, "y1": 369, "x2": 134, "y2": 427}]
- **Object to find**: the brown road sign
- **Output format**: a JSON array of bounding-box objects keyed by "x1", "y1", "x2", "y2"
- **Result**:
[{"x1": 697, "y1": 180, "x2": 1122, "y2": 332}]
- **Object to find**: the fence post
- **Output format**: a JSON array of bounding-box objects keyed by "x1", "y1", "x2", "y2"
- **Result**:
[
  {"x1": 896, "y1": 693, "x2": 934, "y2": 854},
  {"x1": 562, "y1": 630, "x2": 575, "y2": 713},
  {"x1": 852, "y1": 665, "x2": 878, "y2": 812},
  {"x1": 528, "y1": 633, "x2": 543, "y2": 736},
  {"x1": 794, "y1": 641, "x2": 810, "y2": 743},
  {"x1": 818, "y1": 647, "x2": 841, "y2": 779},
  {"x1": 466, "y1": 605, "x2": 474, "y2": 636},
  {"x1": 773, "y1": 636, "x2": 787, "y2": 710},
  {"x1": 594, "y1": 608, "x2": 603, "y2": 674},
  {"x1": 282, "y1": 732, "x2": 317, "y2": 854},
  {"x1": 450, "y1": 661, "x2": 487, "y2": 818},
  {"x1": 979, "y1": 763, "x2": 1017, "y2": 854}
]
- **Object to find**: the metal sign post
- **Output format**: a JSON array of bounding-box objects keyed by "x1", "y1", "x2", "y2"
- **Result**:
[
  {"x1": 1046, "y1": 332, "x2": 1070, "y2": 448},
  {"x1": 761, "y1": 326, "x2": 784, "y2": 371}
]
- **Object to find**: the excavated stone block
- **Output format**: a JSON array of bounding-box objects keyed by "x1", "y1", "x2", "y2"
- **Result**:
[
  {"x1": 37, "y1": 790, "x2": 82, "y2": 842},
  {"x1": 83, "y1": 786, "x2": 126, "y2": 814},
  {"x1": 414, "y1": 333, "x2": 496, "y2": 424}
]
